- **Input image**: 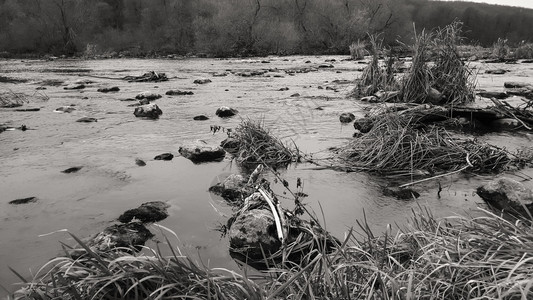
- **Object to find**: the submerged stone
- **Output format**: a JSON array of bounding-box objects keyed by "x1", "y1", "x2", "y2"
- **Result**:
[
  {"x1": 76, "y1": 117, "x2": 97, "y2": 123},
  {"x1": 135, "y1": 91, "x2": 162, "y2": 100},
  {"x1": 97, "y1": 86, "x2": 120, "y2": 93},
  {"x1": 135, "y1": 158, "x2": 146, "y2": 166}
]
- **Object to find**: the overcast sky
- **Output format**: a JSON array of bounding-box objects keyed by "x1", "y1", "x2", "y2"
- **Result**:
[{"x1": 436, "y1": 0, "x2": 533, "y2": 9}]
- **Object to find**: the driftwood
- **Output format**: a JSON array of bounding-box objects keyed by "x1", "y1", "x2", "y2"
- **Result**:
[{"x1": 354, "y1": 102, "x2": 533, "y2": 133}]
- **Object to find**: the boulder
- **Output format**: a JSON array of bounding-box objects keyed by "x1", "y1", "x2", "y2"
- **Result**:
[
  {"x1": 63, "y1": 84, "x2": 85, "y2": 90},
  {"x1": 208, "y1": 174, "x2": 249, "y2": 202},
  {"x1": 228, "y1": 209, "x2": 281, "y2": 260},
  {"x1": 76, "y1": 117, "x2": 97, "y2": 123},
  {"x1": 504, "y1": 82, "x2": 532, "y2": 89},
  {"x1": 135, "y1": 158, "x2": 146, "y2": 166},
  {"x1": 485, "y1": 69, "x2": 508, "y2": 75},
  {"x1": 134, "y1": 103, "x2": 162, "y2": 119},
  {"x1": 118, "y1": 201, "x2": 170, "y2": 223},
  {"x1": 136, "y1": 91, "x2": 162, "y2": 100},
  {"x1": 9, "y1": 197, "x2": 37, "y2": 205},
  {"x1": 86, "y1": 222, "x2": 153, "y2": 252},
  {"x1": 477, "y1": 91, "x2": 509, "y2": 99},
  {"x1": 154, "y1": 153, "x2": 174, "y2": 160},
  {"x1": 193, "y1": 115, "x2": 209, "y2": 121},
  {"x1": 179, "y1": 143, "x2": 226, "y2": 163},
  {"x1": 220, "y1": 138, "x2": 240, "y2": 154},
  {"x1": 193, "y1": 78, "x2": 212, "y2": 84},
  {"x1": 353, "y1": 117, "x2": 374, "y2": 133},
  {"x1": 97, "y1": 87, "x2": 120, "y2": 93},
  {"x1": 477, "y1": 178, "x2": 533, "y2": 217},
  {"x1": 166, "y1": 90, "x2": 194, "y2": 96},
  {"x1": 54, "y1": 106, "x2": 76, "y2": 113},
  {"x1": 61, "y1": 166, "x2": 83, "y2": 174},
  {"x1": 339, "y1": 112, "x2": 356, "y2": 123},
  {"x1": 215, "y1": 106, "x2": 238, "y2": 118}
]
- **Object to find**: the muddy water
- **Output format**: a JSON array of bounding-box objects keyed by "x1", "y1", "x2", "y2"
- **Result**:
[{"x1": 1, "y1": 56, "x2": 532, "y2": 294}]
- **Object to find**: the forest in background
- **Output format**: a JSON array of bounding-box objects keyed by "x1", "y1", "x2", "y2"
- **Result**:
[{"x1": 0, "y1": 0, "x2": 532, "y2": 57}]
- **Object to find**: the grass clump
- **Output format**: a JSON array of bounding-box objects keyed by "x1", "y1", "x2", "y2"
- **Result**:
[
  {"x1": 353, "y1": 35, "x2": 399, "y2": 98},
  {"x1": 349, "y1": 40, "x2": 367, "y2": 60},
  {"x1": 400, "y1": 29, "x2": 434, "y2": 104},
  {"x1": 226, "y1": 119, "x2": 300, "y2": 168},
  {"x1": 12, "y1": 230, "x2": 263, "y2": 300},
  {"x1": 430, "y1": 21, "x2": 476, "y2": 105},
  {"x1": 336, "y1": 114, "x2": 510, "y2": 177}
]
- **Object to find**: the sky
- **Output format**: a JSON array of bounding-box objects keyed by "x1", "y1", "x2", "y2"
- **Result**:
[{"x1": 436, "y1": 0, "x2": 533, "y2": 9}]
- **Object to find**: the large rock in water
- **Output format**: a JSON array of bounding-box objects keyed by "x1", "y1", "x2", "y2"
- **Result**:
[
  {"x1": 209, "y1": 174, "x2": 249, "y2": 202},
  {"x1": 339, "y1": 112, "x2": 355, "y2": 123},
  {"x1": 216, "y1": 106, "x2": 238, "y2": 118},
  {"x1": 228, "y1": 209, "x2": 281, "y2": 260},
  {"x1": 179, "y1": 143, "x2": 225, "y2": 163},
  {"x1": 136, "y1": 91, "x2": 162, "y2": 100},
  {"x1": 477, "y1": 178, "x2": 533, "y2": 217},
  {"x1": 118, "y1": 201, "x2": 170, "y2": 223},
  {"x1": 85, "y1": 222, "x2": 153, "y2": 252},
  {"x1": 134, "y1": 103, "x2": 162, "y2": 119}
]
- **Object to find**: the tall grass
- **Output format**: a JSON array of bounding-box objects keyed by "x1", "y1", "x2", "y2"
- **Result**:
[
  {"x1": 11, "y1": 206, "x2": 533, "y2": 299},
  {"x1": 400, "y1": 29, "x2": 434, "y2": 103}
]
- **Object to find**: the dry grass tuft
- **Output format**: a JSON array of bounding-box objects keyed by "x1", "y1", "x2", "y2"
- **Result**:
[
  {"x1": 228, "y1": 119, "x2": 300, "y2": 168},
  {"x1": 336, "y1": 114, "x2": 510, "y2": 177}
]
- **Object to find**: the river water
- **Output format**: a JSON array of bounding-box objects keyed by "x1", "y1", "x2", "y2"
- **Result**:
[{"x1": 1, "y1": 56, "x2": 532, "y2": 295}]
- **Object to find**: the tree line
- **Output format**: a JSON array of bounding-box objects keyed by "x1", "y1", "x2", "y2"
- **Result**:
[{"x1": 0, "y1": 0, "x2": 532, "y2": 57}]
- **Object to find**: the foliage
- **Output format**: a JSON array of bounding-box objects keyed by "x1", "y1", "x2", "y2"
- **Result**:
[{"x1": 4, "y1": 0, "x2": 532, "y2": 56}]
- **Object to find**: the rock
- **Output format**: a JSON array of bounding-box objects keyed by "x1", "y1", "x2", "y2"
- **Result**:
[
  {"x1": 54, "y1": 106, "x2": 76, "y2": 113},
  {"x1": 118, "y1": 201, "x2": 170, "y2": 223},
  {"x1": 477, "y1": 178, "x2": 533, "y2": 217},
  {"x1": 179, "y1": 142, "x2": 226, "y2": 163},
  {"x1": 486, "y1": 69, "x2": 508, "y2": 75},
  {"x1": 279, "y1": 87, "x2": 289, "y2": 91},
  {"x1": 97, "y1": 87, "x2": 120, "y2": 93},
  {"x1": 133, "y1": 103, "x2": 163, "y2": 119},
  {"x1": 14, "y1": 108, "x2": 40, "y2": 112},
  {"x1": 220, "y1": 138, "x2": 240, "y2": 154},
  {"x1": 208, "y1": 174, "x2": 249, "y2": 202},
  {"x1": 318, "y1": 64, "x2": 334, "y2": 68},
  {"x1": 61, "y1": 166, "x2": 83, "y2": 173},
  {"x1": 135, "y1": 158, "x2": 146, "y2": 166},
  {"x1": 154, "y1": 153, "x2": 174, "y2": 160},
  {"x1": 383, "y1": 187, "x2": 420, "y2": 200},
  {"x1": 477, "y1": 91, "x2": 509, "y2": 99},
  {"x1": 166, "y1": 90, "x2": 194, "y2": 96},
  {"x1": 353, "y1": 118, "x2": 374, "y2": 133},
  {"x1": 490, "y1": 118, "x2": 521, "y2": 130},
  {"x1": 86, "y1": 222, "x2": 153, "y2": 252},
  {"x1": 76, "y1": 117, "x2": 97, "y2": 123},
  {"x1": 339, "y1": 112, "x2": 356, "y2": 123},
  {"x1": 135, "y1": 91, "x2": 162, "y2": 100},
  {"x1": 504, "y1": 82, "x2": 533, "y2": 89},
  {"x1": 63, "y1": 84, "x2": 85, "y2": 90},
  {"x1": 215, "y1": 106, "x2": 238, "y2": 118},
  {"x1": 229, "y1": 209, "x2": 281, "y2": 260},
  {"x1": 193, "y1": 115, "x2": 209, "y2": 121},
  {"x1": 9, "y1": 197, "x2": 37, "y2": 205},
  {"x1": 427, "y1": 88, "x2": 443, "y2": 104},
  {"x1": 361, "y1": 96, "x2": 379, "y2": 103},
  {"x1": 290, "y1": 93, "x2": 300, "y2": 97},
  {"x1": 212, "y1": 72, "x2": 228, "y2": 77},
  {"x1": 193, "y1": 78, "x2": 212, "y2": 84}
]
